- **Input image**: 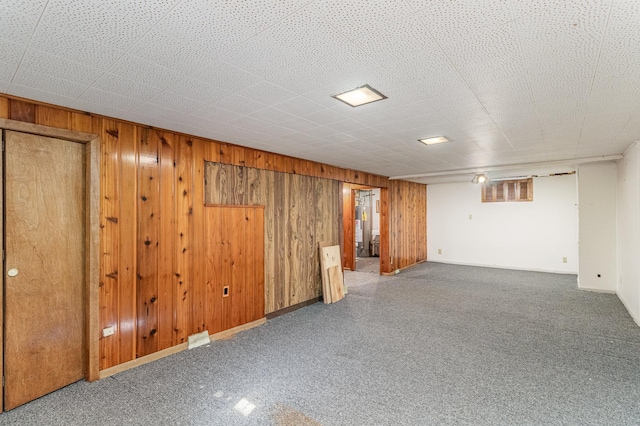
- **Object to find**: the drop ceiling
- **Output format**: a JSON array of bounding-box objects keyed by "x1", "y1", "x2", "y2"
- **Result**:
[{"x1": 2, "y1": 0, "x2": 639, "y2": 181}]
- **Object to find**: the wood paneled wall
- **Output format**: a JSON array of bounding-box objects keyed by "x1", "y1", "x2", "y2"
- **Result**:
[
  {"x1": 388, "y1": 180, "x2": 427, "y2": 271},
  {"x1": 0, "y1": 94, "x2": 427, "y2": 370},
  {"x1": 205, "y1": 162, "x2": 340, "y2": 313},
  {"x1": 205, "y1": 206, "x2": 265, "y2": 334}
]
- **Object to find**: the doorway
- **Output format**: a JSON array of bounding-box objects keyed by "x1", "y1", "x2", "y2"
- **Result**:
[
  {"x1": 0, "y1": 122, "x2": 100, "y2": 411},
  {"x1": 3, "y1": 131, "x2": 85, "y2": 410},
  {"x1": 354, "y1": 188, "x2": 380, "y2": 274},
  {"x1": 342, "y1": 183, "x2": 382, "y2": 274}
]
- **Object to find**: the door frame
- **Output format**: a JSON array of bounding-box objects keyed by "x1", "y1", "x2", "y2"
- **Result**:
[
  {"x1": 0, "y1": 118, "x2": 100, "y2": 400},
  {"x1": 343, "y1": 183, "x2": 386, "y2": 274}
]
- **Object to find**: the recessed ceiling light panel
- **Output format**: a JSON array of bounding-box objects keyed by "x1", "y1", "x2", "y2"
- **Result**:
[
  {"x1": 332, "y1": 84, "x2": 387, "y2": 107},
  {"x1": 418, "y1": 136, "x2": 449, "y2": 145}
]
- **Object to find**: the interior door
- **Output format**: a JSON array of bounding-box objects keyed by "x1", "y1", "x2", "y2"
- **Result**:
[{"x1": 3, "y1": 130, "x2": 85, "y2": 410}]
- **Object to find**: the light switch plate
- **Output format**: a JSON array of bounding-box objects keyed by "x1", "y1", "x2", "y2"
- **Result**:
[{"x1": 103, "y1": 326, "x2": 115, "y2": 337}]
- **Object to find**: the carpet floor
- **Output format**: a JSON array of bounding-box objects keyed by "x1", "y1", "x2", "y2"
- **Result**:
[
  {"x1": 2, "y1": 262, "x2": 640, "y2": 425},
  {"x1": 354, "y1": 257, "x2": 380, "y2": 274}
]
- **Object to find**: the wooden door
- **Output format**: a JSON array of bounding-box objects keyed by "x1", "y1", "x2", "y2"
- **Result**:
[
  {"x1": 3, "y1": 131, "x2": 85, "y2": 410},
  {"x1": 204, "y1": 205, "x2": 265, "y2": 334}
]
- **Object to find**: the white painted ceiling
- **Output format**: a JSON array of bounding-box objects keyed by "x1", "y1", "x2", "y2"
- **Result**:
[{"x1": 2, "y1": 0, "x2": 640, "y2": 180}]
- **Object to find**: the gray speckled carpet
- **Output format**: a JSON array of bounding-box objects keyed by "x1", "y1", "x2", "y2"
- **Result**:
[
  {"x1": 2, "y1": 262, "x2": 640, "y2": 425},
  {"x1": 355, "y1": 256, "x2": 380, "y2": 274}
]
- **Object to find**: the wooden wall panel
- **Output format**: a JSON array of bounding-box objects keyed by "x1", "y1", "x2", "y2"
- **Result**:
[
  {"x1": 387, "y1": 180, "x2": 427, "y2": 271},
  {"x1": 203, "y1": 206, "x2": 265, "y2": 333},
  {"x1": 98, "y1": 120, "x2": 126, "y2": 369},
  {"x1": 204, "y1": 163, "x2": 340, "y2": 314},
  {"x1": 117, "y1": 123, "x2": 139, "y2": 365},
  {"x1": 191, "y1": 139, "x2": 206, "y2": 335},
  {"x1": 9, "y1": 99, "x2": 35, "y2": 123},
  {"x1": 156, "y1": 131, "x2": 175, "y2": 351},
  {"x1": 1, "y1": 94, "x2": 427, "y2": 371},
  {"x1": 137, "y1": 129, "x2": 159, "y2": 357},
  {"x1": 174, "y1": 136, "x2": 193, "y2": 345}
]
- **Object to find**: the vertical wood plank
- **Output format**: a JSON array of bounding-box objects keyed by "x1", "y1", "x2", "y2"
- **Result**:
[
  {"x1": 71, "y1": 112, "x2": 93, "y2": 134},
  {"x1": 191, "y1": 139, "x2": 206, "y2": 334},
  {"x1": 234, "y1": 207, "x2": 248, "y2": 327},
  {"x1": 0, "y1": 96, "x2": 9, "y2": 118},
  {"x1": 273, "y1": 171, "x2": 286, "y2": 311},
  {"x1": 205, "y1": 207, "x2": 223, "y2": 334},
  {"x1": 9, "y1": 99, "x2": 35, "y2": 123},
  {"x1": 137, "y1": 128, "x2": 159, "y2": 357},
  {"x1": 254, "y1": 207, "x2": 265, "y2": 320},
  {"x1": 263, "y1": 170, "x2": 275, "y2": 314},
  {"x1": 220, "y1": 207, "x2": 233, "y2": 330},
  {"x1": 35, "y1": 105, "x2": 71, "y2": 129},
  {"x1": 174, "y1": 136, "x2": 193, "y2": 344},
  {"x1": 204, "y1": 140, "x2": 220, "y2": 163},
  {"x1": 157, "y1": 131, "x2": 175, "y2": 351},
  {"x1": 118, "y1": 123, "x2": 138, "y2": 363},
  {"x1": 98, "y1": 119, "x2": 120, "y2": 370}
]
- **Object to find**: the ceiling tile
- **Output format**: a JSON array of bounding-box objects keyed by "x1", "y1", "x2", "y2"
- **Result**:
[
  {"x1": 79, "y1": 87, "x2": 141, "y2": 111},
  {"x1": 0, "y1": 0, "x2": 46, "y2": 44},
  {"x1": 0, "y1": 39, "x2": 24, "y2": 81},
  {"x1": 20, "y1": 49, "x2": 103, "y2": 85},
  {"x1": 313, "y1": 0, "x2": 414, "y2": 40},
  {"x1": 92, "y1": 73, "x2": 160, "y2": 102},
  {"x1": 108, "y1": 54, "x2": 186, "y2": 88},
  {"x1": 41, "y1": 0, "x2": 181, "y2": 50},
  {"x1": 30, "y1": 23, "x2": 124, "y2": 70},
  {"x1": 13, "y1": 68, "x2": 88, "y2": 98}
]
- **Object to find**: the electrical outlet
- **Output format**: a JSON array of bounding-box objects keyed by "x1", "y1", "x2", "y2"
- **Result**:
[
  {"x1": 103, "y1": 326, "x2": 115, "y2": 337},
  {"x1": 562, "y1": 257, "x2": 567, "y2": 263},
  {"x1": 438, "y1": 249, "x2": 442, "y2": 254}
]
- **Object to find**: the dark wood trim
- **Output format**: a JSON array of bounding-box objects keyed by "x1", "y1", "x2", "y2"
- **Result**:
[{"x1": 265, "y1": 297, "x2": 321, "y2": 319}]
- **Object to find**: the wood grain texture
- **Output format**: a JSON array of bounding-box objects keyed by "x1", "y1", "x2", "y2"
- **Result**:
[
  {"x1": 0, "y1": 97, "x2": 9, "y2": 118},
  {"x1": 137, "y1": 128, "x2": 159, "y2": 357},
  {"x1": 0, "y1": 95, "x2": 427, "y2": 373},
  {"x1": 98, "y1": 120, "x2": 121, "y2": 370},
  {"x1": 118, "y1": 123, "x2": 138, "y2": 364},
  {"x1": 387, "y1": 180, "x2": 427, "y2": 271},
  {"x1": 174, "y1": 136, "x2": 193, "y2": 345},
  {"x1": 4, "y1": 132, "x2": 85, "y2": 409},
  {"x1": 191, "y1": 138, "x2": 206, "y2": 334},
  {"x1": 9, "y1": 99, "x2": 35, "y2": 123},
  {"x1": 204, "y1": 163, "x2": 340, "y2": 314},
  {"x1": 156, "y1": 131, "x2": 175, "y2": 351},
  {"x1": 203, "y1": 206, "x2": 265, "y2": 332}
]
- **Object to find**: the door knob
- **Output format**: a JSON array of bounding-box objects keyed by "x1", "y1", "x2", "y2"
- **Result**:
[{"x1": 7, "y1": 268, "x2": 18, "y2": 277}]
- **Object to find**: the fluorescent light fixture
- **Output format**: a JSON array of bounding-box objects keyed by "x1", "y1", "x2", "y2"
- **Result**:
[
  {"x1": 471, "y1": 174, "x2": 488, "y2": 184},
  {"x1": 332, "y1": 84, "x2": 387, "y2": 107},
  {"x1": 418, "y1": 136, "x2": 449, "y2": 145}
]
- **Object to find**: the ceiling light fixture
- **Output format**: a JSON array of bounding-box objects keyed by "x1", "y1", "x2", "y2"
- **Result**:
[
  {"x1": 418, "y1": 136, "x2": 449, "y2": 145},
  {"x1": 471, "y1": 174, "x2": 488, "y2": 184},
  {"x1": 332, "y1": 84, "x2": 387, "y2": 107}
]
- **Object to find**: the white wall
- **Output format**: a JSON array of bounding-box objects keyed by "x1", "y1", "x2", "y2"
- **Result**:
[
  {"x1": 427, "y1": 175, "x2": 578, "y2": 273},
  {"x1": 617, "y1": 142, "x2": 640, "y2": 324},
  {"x1": 577, "y1": 162, "x2": 617, "y2": 292}
]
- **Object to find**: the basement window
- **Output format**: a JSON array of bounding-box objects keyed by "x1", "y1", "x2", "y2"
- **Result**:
[{"x1": 482, "y1": 178, "x2": 533, "y2": 203}]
